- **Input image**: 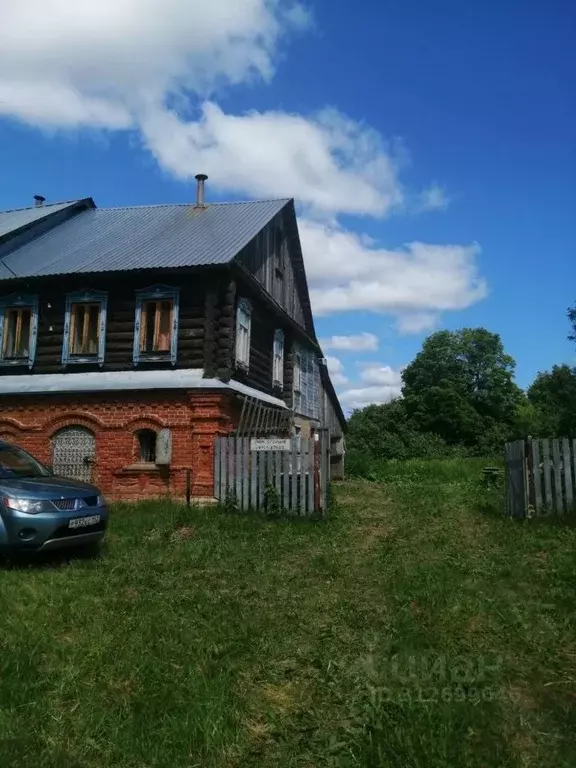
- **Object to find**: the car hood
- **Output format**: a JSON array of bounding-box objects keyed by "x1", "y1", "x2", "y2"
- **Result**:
[{"x1": 0, "y1": 476, "x2": 100, "y2": 500}]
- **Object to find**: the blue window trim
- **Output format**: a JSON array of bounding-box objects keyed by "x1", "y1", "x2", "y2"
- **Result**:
[
  {"x1": 62, "y1": 289, "x2": 108, "y2": 367},
  {"x1": 273, "y1": 329, "x2": 284, "y2": 387},
  {"x1": 133, "y1": 285, "x2": 179, "y2": 365},
  {"x1": 0, "y1": 293, "x2": 39, "y2": 369},
  {"x1": 235, "y1": 298, "x2": 252, "y2": 370}
]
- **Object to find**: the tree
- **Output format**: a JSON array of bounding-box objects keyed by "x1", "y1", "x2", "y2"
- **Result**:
[
  {"x1": 346, "y1": 399, "x2": 451, "y2": 464},
  {"x1": 401, "y1": 328, "x2": 522, "y2": 447},
  {"x1": 569, "y1": 302, "x2": 576, "y2": 346},
  {"x1": 527, "y1": 364, "x2": 576, "y2": 437}
]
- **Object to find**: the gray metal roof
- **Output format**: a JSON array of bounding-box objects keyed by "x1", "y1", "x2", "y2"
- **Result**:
[
  {"x1": 0, "y1": 199, "x2": 290, "y2": 280},
  {"x1": 0, "y1": 201, "x2": 81, "y2": 240}
]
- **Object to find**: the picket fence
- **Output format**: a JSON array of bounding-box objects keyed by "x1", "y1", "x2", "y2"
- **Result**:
[
  {"x1": 214, "y1": 436, "x2": 330, "y2": 515},
  {"x1": 505, "y1": 437, "x2": 576, "y2": 518}
]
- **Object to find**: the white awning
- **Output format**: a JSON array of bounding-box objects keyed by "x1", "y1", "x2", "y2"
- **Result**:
[{"x1": 0, "y1": 369, "x2": 288, "y2": 409}]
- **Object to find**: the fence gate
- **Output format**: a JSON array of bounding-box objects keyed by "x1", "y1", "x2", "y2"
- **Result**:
[
  {"x1": 214, "y1": 435, "x2": 330, "y2": 515},
  {"x1": 506, "y1": 438, "x2": 576, "y2": 518},
  {"x1": 52, "y1": 426, "x2": 96, "y2": 483}
]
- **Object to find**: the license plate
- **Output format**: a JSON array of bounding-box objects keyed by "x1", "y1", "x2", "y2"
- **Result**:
[{"x1": 69, "y1": 515, "x2": 101, "y2": 529}]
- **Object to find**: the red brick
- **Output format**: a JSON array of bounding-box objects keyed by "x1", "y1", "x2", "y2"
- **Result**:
[{"x1": 0, "y1": 390, "x2": 235, "y2": 502}]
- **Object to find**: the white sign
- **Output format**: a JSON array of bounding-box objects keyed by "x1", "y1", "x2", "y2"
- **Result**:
[{"x1": 250, "y1": 438, "x2": 291, "y2": 452}]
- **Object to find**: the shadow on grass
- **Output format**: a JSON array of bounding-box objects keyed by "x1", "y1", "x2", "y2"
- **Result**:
[{"x1": 0, "y1": 541, "x2": 105, "y2": 570}]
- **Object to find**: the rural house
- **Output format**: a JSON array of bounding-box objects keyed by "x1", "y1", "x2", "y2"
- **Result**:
[{"x1": 0, "y1": 178, "x2": 345, "y2": 502}]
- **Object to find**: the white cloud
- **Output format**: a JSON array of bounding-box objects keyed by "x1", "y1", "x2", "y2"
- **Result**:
[
  {"x1": 140, "y1": 103, "x2": 404, "y2": 216},
  {"x1": 417, "y1": 184, "x2": 450, "y2": 212},
  {"x1": 339, "y1": 383, "x2": 402, "y2": 410},
  {"x1": 301, "y1": 219, "x2": 487, "y2": 322},
  {"x1": 359, "y1": 364, "x2": 403, "y2": 387},
  {"x1": 320, "y1": 332, "x2": 379, "y2": 351},
  {"x1": 395, "y1": 312, "x2": 438, "y2": 335},
  {"x1": 325, "y1": 355, "x2": 348, "y2": 386},
  {"x1": 0, "y1": 1, "x2": 488, "y2": 329},
  {"x1": 0, "y1": 0, "x2": 404, "y2": 219},
  {"x1": 338, "y1": 363, "x2": 404, "y2": 409}
]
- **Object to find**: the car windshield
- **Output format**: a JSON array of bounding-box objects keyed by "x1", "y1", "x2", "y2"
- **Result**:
[{"x1": 0, "y1": 446, "x2": 50, "y2": 479}]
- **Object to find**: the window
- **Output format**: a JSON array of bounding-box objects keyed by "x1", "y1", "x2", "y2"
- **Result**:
[
  {"x1": 235, "y1": 298, "x2": 252, "y2": 368},
  {"x1": 0, "y1": 294, "x2": 38, "y2": 369},
  {"x1": 141, "y1": 300, "x2": 173, "y2": 353},
  {"x1": 273, "y1": 329, "x2": 284, "y2": 387},
  {"x1": 137, "y1": 430, "x2": 157, "y2": 463},
  {"x1": 134, "y1": 286, "x2": 179, "y2": 364},
  {"x1": 62, "y1": 290, "x2": 107, "y2": 366},
  {"x1": 293, "y1": 351, "x2": 302, "y2": 412}
]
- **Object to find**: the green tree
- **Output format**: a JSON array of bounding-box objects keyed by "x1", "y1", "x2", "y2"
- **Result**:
[
  {"x1": 569, "y1": 302, "x2": 576, "y2": 346},
  {"x1": 346, "y1": 399, "x2": 452, "y2": 467},
  {"x1": 401, "y1": 328, "x2": 522, "y2": 447},
  {"x1": 527, "y1": 364, "x2": 576, "y2": 437}
]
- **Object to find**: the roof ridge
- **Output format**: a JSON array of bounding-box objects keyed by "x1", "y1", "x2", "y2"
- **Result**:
[
  {"x1": 0, "y1": 200, "x2": 81, "y2": 215},
  {"x1": 98, "y1": 198, "x2": 292, "y2": 211}
]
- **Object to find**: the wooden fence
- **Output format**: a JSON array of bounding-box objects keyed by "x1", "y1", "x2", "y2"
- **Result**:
[
  {"x1": 214, "y1": 436, "x2": 330, "y2": 515},
  {"x1": 505, "y1": 438, "x2": 576, "y2": 518}
]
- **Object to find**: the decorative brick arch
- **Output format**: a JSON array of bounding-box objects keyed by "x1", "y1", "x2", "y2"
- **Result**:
[
  {"x1": 0, "y1": 417, "x2": 28, "y2": 433},
  {"x1": 124, "y1": 415, "x2": 168, "y2": 432},
  {"x1": 44, "y1": 413, "x2": 105, "y2": 437}
]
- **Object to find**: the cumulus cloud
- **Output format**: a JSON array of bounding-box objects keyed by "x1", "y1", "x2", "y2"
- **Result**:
[
  {"x1": 301, "y1": 219, "x2": 487, "y2": 321},
  {"x1": 325, "y1": 355, "x2": 349, "y2": 386},
  {"x1": 141, "y1": 103, "x2": 404, "y2": 216},
  {"x1": 320, "y1": 333, "x2": 379, "y2": 351},
  {"x1": 416, "y1": 183, "x2": 451, "y2": 212},
  {"x1": 0, "y1": 0, "x2": 404, "y2": 218},
  {"x1": 337, "y1": 363, "x2": 404, "y2": 410},
  {"x1": 0, "y1": 1, "x2": 488, "y2": 328}
]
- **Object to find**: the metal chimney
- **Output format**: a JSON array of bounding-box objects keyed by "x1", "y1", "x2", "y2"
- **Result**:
[
  {"x1": 195, "y1": 174, "x2": 208, "y2": 207},
  {"x1": 34, "y1": 195, "x2": 46, "y2": 207}
]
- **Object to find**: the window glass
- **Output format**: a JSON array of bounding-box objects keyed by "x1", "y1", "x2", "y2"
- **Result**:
[
  {"x1": 141, "y1": 300, "x2": 174, "y2": 354},
  {"x1": 70, "y1": 303, "x2": 100, "y2": 356},
  {"x1": 3, "y1": 307, "x2": 32, "y2": 359}
]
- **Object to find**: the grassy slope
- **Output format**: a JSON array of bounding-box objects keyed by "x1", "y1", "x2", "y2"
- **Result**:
[{"x1": 0, "y1": 460, "x2": 575, "y2": 767}]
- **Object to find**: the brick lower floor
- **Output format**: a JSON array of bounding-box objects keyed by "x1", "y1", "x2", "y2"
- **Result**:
[{"x1": 0, "y1": 390, "x2": 243, "y2": 501}]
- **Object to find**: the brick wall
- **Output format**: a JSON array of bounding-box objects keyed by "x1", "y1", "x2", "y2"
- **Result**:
[{"x1": 0, "y1": 390, "x2": 236, "y2": 501}]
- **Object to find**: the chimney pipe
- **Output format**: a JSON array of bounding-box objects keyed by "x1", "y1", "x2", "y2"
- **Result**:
[
  {"x1": 195, "y1": 174, "x2": 208, "y2": 207},
  {"x1": 34, "y1": 195, "x2": 46, "y2": 208}
]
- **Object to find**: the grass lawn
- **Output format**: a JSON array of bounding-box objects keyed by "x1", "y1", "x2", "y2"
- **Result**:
[{"x1": 1, "y1": 459, "x2": 575, "y2": 767}]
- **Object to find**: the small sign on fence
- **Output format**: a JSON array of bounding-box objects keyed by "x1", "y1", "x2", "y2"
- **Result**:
[{"x1": 250, "y1": 438, "x2": 291, "y2": 452}]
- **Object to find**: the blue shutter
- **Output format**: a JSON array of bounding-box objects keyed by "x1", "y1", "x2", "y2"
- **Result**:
[{"x1": 0, "y1": 293, "x2": 39, "y2": 369}]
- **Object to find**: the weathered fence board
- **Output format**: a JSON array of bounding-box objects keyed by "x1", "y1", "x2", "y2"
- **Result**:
[
  {"x1": 542, "y1": 439, "x2": 553, "y2": 509},
  {"x1": 531, "y1": 439, "x2": 542, "y2": 513},
  {"x1": 215, "y1": 435, "x2": 329, "y2": 516},
  {"x1": 506, "y1": 438, "x2": 576, "y2": 518},
  {"x1": 563, "y1": 438, "x2": 573, "y2": 511},
  {"x1": 506, "y1": 441, "x2": 526, "y2": 518}
]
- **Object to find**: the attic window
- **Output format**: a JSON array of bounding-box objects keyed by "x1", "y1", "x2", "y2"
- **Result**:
[
  {"x1": 134, "y1": 286, "x2": 179, "y2": 365},
  {"x1": 0, "y1": 294, "x2": 39, "y2": 369},
  {"x1": 62, "y1": 290, "x2": 107, "y2": 366}
]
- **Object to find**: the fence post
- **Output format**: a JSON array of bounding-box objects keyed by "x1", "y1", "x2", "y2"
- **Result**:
[{"x1": 506, "y1": 440, "x2": 526, "y2": 519}]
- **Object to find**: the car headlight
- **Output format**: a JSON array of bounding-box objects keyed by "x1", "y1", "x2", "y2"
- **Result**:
[
  {"x1": 3, "y1": 497, "x2": 50, "y2": 515},
  {"x1": 96, "y1": 494, "x2": 107, "y2": 507}
]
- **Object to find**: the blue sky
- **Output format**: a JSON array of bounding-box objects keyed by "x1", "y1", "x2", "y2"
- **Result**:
[{"x1": 0, "y1": 0, "x2": 574, "y2": 408}]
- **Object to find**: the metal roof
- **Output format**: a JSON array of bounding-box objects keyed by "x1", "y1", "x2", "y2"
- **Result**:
[
  {"x1": 0, "y1": 199, "x2": 290, "y2": 280},
  {"x1": 0, "y1": 201, "x2": 81, "y2": 240}
]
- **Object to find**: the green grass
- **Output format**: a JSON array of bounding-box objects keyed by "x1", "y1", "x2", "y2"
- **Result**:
[{"x1": 1, "y1": 460, "x2": 575, "y2": 767}]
